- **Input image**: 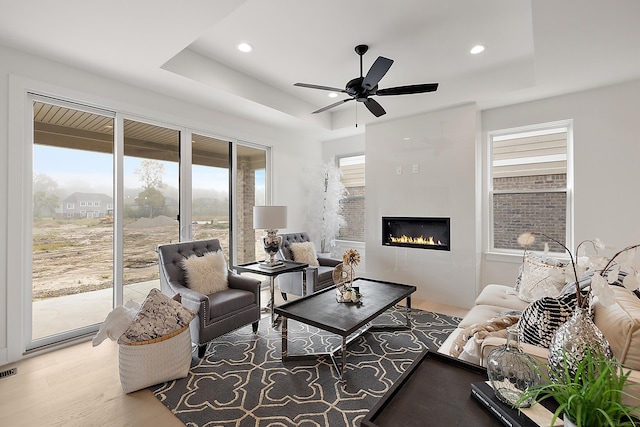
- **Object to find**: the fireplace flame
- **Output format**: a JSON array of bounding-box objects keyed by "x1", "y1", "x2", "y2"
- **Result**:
[{"x1": 390, "y1": 235, "x2": 443, "y2": 246}]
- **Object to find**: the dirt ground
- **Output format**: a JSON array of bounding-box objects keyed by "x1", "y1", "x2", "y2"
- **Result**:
[{"x1": 31, "y1": 217, "x2": 231, "y2": 300}]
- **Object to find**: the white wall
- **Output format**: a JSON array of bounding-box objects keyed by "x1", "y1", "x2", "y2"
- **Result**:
[
  {"x1": 320, "y1": 134, "x2": 367, "y2": 266},
  {"x1": 0, "y1": 45, "x2": 319, "y2": 366},
  {"x1": 481, "y1": 79, "x2": 640, "y2": 287},
  {"x1": 365, "y1": 104, "x2": 480, "y2": 308}
]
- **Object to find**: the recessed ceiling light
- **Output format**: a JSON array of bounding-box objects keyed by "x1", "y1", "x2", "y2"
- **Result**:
[
  {"x1": 237, "y1": 42, "x2": 253, "y2": 53},
  {"x1": 403, "y1": 137, "x2": 411, "y2": 141},
  {"x1": 470, "y1": 45, "x2": 485, "y2": 54},
  {"x1": 328, "y1": 92, "x2": 338, "y2": 98}
]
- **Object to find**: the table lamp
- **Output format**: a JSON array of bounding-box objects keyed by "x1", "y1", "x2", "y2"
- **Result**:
[{"x1": 253, "y1": 205, "x2": 287, "y2": 267}]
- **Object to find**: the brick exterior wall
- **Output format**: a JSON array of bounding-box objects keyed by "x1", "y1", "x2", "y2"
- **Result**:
[
  {"x1": 339, "y1": 186, "x2": 365, "y2": 241},
  {"x1": 493, "y1": 174, "x2": 567, "y2": 252},
  {"x1": 236, "y1": 160, "x2": 257, "y2": 263}
]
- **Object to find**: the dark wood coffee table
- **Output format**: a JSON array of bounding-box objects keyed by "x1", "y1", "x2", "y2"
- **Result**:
[
  {"x1": 274, "y1": 277, "x2": 416, "y2": 382},
  {"x1": 361, "y1": 350, "x2": 558, "y2": 427}
]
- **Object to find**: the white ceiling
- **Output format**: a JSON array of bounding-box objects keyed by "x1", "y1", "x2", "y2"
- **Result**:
[{"x1": 2, "y1": 0, "x2": 640, "y2": 141}]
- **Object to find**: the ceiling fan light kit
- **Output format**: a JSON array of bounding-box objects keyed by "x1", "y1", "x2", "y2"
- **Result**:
[{"x1": 294, "y1": 44, "x2": 439, "y2": 117}]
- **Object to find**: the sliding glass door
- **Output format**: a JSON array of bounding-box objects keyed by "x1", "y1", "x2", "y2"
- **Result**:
[
  {"x1": 191, "y1": 134, "x2": 231, "y2": 257},
  {"x1": 27, "y1": 96, "x2": 270, "y2": 350},
  {"x1": 122, "y1": 119, "x2": 180, "y2": 303},
  {"x1": 31, "y1": 99, "x2": 115, "y2": 343}
]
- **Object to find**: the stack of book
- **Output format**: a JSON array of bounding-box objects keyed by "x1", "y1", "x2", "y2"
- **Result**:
[{"x1": 470, "y1": 381, "x2": 562, "y2": 427}]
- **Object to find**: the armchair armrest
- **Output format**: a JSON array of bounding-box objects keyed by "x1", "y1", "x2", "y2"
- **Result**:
[
  {"x1": 164, "y1": 280, "x2": 208, "y2": 314},
  {"x1": 318, "y1": 256, "x2": 341, "y2": 268},
  {"x1": 228, "y1": 271, "x2": 262, "y2": 296},
  {"x1": 304, "y1": 266, "x2": 319, "y2": 296}
]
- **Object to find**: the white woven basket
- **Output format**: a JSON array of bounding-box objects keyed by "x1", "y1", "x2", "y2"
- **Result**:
[{"x1": 118, "y1": 325, "x2": 192, "y2": 393}]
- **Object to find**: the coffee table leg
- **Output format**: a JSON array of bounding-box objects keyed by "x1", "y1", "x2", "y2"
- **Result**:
[
  {"x1": 406, "y1": 296, "x2": 412, "y2": 328},
  {"x1": 281, "y1": 316, "x2": 288, "y2": 359}
]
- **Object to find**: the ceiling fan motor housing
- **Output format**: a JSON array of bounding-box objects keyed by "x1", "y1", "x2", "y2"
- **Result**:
[{"x1": 346, "y1": 77, "x2": 375, "y2": 101}]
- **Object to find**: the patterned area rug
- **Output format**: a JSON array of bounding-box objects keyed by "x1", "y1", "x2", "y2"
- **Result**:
[{"x1": 151, "y1": 308, "x2": 461, "y2": 427}]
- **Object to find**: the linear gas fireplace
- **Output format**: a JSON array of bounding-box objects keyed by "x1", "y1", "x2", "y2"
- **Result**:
[{"x1": 382, "y1": 216, "x2": 450, "y2": 251}]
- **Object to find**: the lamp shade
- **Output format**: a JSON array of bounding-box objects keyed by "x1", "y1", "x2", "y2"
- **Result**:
[{"x1": 253, "y1": 206, "x2": 287, "y2": 230}]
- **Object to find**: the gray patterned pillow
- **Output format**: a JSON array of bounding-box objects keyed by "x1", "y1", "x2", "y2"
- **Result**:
[{"x1": 118, "y1": 288, "x2": 196, "y2": 344}]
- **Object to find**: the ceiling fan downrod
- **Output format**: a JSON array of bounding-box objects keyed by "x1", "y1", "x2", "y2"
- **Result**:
[{"x1": 355, "y1": 44, "x2": 369, "y2": 77}]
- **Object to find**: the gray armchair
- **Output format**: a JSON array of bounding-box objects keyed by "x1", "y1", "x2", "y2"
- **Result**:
[
  {"x1": 275, "y1": 232, "x2": 341, "y2": 300},
  {"x1": 157, "y1": 239, "x2": 261, "y2": 358}
]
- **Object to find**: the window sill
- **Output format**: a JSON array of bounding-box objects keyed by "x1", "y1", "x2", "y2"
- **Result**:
[
  {"x1": 484, "y1": 252, "x2": 522, "y2": 264},
  {"x1": 485, "y1": 250, "x2": 570, "y2": 264}
]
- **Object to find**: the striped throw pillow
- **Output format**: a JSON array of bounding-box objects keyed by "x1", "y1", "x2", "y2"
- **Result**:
[{"x1": 519, "y1": 291, "x2": 585, "y2": 348}]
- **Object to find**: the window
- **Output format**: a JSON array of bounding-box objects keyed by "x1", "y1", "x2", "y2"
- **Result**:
[
  {"x1": 66, "y1": 203, "x2": 74, "y2": 209},
  {"x1": 488, "y1": 121, "x2": 572, "y2": 254},
  {"x1": 80, "y1": 201, "x2": 87, "y2": 207},
  {"x1": 337, "y1": 154, "x2": 365, "y2": 242}
]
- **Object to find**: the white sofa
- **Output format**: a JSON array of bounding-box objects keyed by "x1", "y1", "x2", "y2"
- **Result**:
[{"x1": 439, "y1": 283, "x2": 640, "y2": 399}]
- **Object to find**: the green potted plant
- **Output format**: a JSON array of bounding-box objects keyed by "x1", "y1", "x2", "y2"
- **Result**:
[{"x1": 518, "y1": 348, "x2": 639, "y2": 427}]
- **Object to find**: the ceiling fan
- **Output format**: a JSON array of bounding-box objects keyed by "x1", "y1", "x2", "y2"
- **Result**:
[{"x1": 294, "y1": 44, "x2": 439, "y2": 117}]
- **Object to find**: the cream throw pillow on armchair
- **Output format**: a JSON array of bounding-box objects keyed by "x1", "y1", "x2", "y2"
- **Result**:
[
  {"x1": 290, "y1": 242, "x2": 320, "y2": 266},
  {"x1": 182, "y1": 251, "x2": 229, "y2": 295}
]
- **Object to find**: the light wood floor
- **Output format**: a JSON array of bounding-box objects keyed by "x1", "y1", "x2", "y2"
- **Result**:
[{"x1": 0, "y1": 297, "x2": 467, "y2": 427}]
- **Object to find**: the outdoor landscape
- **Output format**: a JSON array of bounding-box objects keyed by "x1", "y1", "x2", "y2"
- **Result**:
[{"x1": 32, "y1": 217, "x2": 231, "y2": 300}]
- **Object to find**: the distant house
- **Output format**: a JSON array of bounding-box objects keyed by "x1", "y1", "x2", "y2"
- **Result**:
[{"x1": 58, "y1": 192, "x2": 113, "y2": 219}]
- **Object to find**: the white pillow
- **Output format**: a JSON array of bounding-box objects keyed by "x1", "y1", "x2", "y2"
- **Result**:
[
  {"x1": 290, "y1": 242, "x2": 319, "y2": 266},
  {"x1": 182, "y1": 251, "x2": 229, "y2": 295},
  {"x1": 518, "y1": 254, "x2": 567, "y2": 302}
]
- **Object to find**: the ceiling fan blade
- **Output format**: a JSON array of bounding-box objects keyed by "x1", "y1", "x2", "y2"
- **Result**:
[
  {"x1": 364, "y1": 98, "x2": 386, "y2": 117},
  {"x1": 294, "y1": 83, "x2": 347, "y2": 93},
  {"x1": 362, "y1": 56, "x2": 394, "y2": 90},
  {"x1": 312, "y1": 98, "x2": 353, "y2": 114},
  {"x1": 376, "y1": 83, "x2": 439, "y2": 96}
]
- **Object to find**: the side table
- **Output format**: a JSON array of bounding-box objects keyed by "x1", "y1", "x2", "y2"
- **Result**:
[{"x1": 234, "y1": 261, "x2": 308, "y2": 326}]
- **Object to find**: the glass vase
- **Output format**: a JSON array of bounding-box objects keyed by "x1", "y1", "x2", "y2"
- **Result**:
[
  {"x1": 486, "y1": 327, "x2": 541, "y2": 408},
  {"x1": 548, "y1": 307, "x2": 613, "y2": 381}
]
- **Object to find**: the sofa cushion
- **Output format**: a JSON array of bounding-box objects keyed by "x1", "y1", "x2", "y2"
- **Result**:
[
  {"x1": 182, "y1": 251, "x2": 229, "y2": 295},
  {"x1": 290, "y1": 242, "x2": 319, "y2": 266},
  {"x1": 594, "y1": 286, "x2": 640, "y2": 370},
  {"x1": 474, "y1": 284, "x2": 530, "y2": 312},
  {"x1": 208, "y1": 288, "x2": 257, "y2": 319},
  {"x1": 519, "y1": 291, "x2": 580, "y2": 348}
]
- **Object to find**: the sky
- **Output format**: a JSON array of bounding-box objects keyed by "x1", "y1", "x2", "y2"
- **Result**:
[{"x1": 33, "y1": 145, "x2": 264, "y2": 197}]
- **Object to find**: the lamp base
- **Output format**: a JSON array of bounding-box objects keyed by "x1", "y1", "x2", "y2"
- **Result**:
[{"x1": 262, "y1": 230, "x2": 282, "y2": 267}]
